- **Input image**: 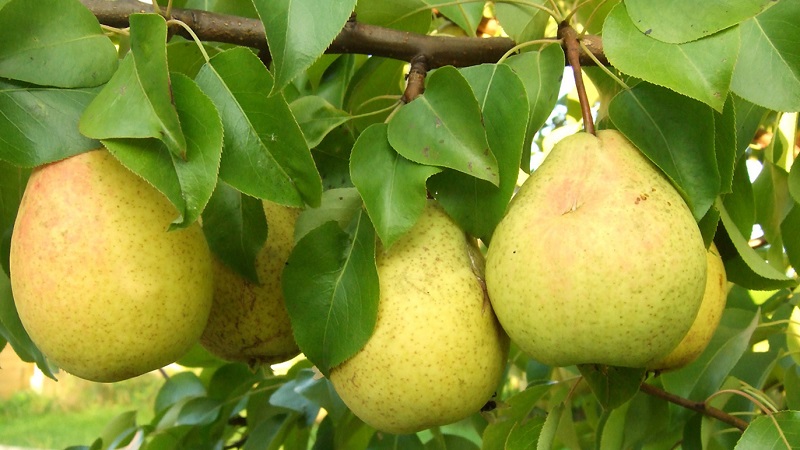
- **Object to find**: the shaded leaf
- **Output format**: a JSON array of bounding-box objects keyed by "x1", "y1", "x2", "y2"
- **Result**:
[
  {"x1": 294, "y1": 187, "x2": 362, "y2": 242},
  {"x1": 427, "y1": 0, "x2": 484, "y2": 36},
  {"x1": 578, "y1": 365, "x2": 646, "y2": 411},
  {"x1": 608, "y1": 83, "x2": 719, "y2": 219},
  {"x1": 252, "y1": 0, "x2": 358, "y2": 91},
  {"x1": 0, "y1": 0, "x2": 117, "y2": 87},
  {"x1": 662, "y1": 308, "x2": 759, "y2": 401},
  {"x1": 0, "y1": 160, "x2": 29, "y2": 274},
  {"x1": 104, "y1": 73, "x2": 222, "y2": 227},
  {"x1": 503, "y1": 45, "x2": 564, "y2": 170},
  {"x1": 625, "y1": 0, "x2": 773, "y2": 43},
  {"x1": 282, "y1": 210, "x2": 379, "y2": 376},
  {"x1": 354, "y1": 0, "x2": 431, "y2": 34},
  {"x1": 495, "y1": 2, "x2": 550, "y2": 42},
  {"x1": 782, "y1": 205, "x2": 800, "y2": 271},
  {"x1": 731, "y1": 0, "x2": 800, "y2": 112},
  {"x1": 290, "y1": 96, "x2": 351, "y2": 148},
  {"x1": 154, "y1": 372, "x2": 206, "y2": 413},
  {"x1": 0, "y1": 268, "x2": 56, "y2": 379},
  {"x1": 388, "y1": 66, "x2": 498, "y2": 185},
  {"x1": 195, "y1": 47, "x2": 322, "y2": 207},
  {"x1": 202, "y1": 181, "x2": 268, "y2": 282},
  {"x1": 351, "y1": 123, "x2": 440, "y2": 248},
  {"x1": 345, "y1": 57, "x2": 405, "y2": 133},
  {"x1": 368, "y1": 434, "x2": 425, "y2": 450},
  {"x1": 717, "y1": 199, "x2": 795, "y2": 289},
  {"x1": 176, "y1": 397, "x2": 222, "y2": 426},
  {"x1": 429, "y1": 63, "x2": 528, "y2": 241},
  {"x1": 604, "y1": 4, "x2": 738, "y2": 111},
  {"x1": 753, "y1": 161, "x2": 792, "y2": 243},
  {"x1": 80, "y1": 14, "x2": 186, "y2": 159},
  {"x1": 0, "y1": 79, "x2": 101, "y2": 166}
]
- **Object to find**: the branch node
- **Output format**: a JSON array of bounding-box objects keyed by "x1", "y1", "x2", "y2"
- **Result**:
[{"x1": 402, "y1": 55, "x2": 429, "y2": 103}]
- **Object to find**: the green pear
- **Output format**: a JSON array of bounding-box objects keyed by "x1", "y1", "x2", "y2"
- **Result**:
[
  {"x1": 329, "y1": 202, "x2": 509, "y2": 434},
  {"x1": 486, "y1": 130, "x2": 707, "y2": 368},
  {"x1": 9, "y1": 149, "x2": 213, "y2": 382},
  {"x1": 647, "y1": 243, "x2": 728, "y2": 371},
  {"x1": 200, "y1": 201, "x2": 300, "y2": 366},
  {"x1": 787, "y1": 306, "x2": 800, "y2": 365}
]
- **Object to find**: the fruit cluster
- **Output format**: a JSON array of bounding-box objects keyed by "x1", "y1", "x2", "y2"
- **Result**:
[{"x1": 8, "y1": 130, "x2": 727, "y2": 434}]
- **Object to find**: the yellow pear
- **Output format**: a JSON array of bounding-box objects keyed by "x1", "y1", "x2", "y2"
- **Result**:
[
  {"x1": 329, "y1": 202, "x2": 509, "y2": 434},
  {"x1": 647, "y1": 243, "x2": 728, "y2": 371},
  {"x1": 787, "y1": 306, "x2": 800, "y2": 365},
  {"x1": 9, "y1": 149, "x2": 213, "y2": 382},
  {"x1": 486, "y1": 130, "x2": 707, "y2": 368},
  {"x1": 200, "y1": 201, "x2": 300, "y2": 366}
]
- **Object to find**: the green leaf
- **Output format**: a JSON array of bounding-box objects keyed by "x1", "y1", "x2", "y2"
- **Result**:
[
  {"x1": 427, "y1": 0, "x2": 484, "y2": 36},
  {"x1": 536, "y1": 403, "x2": 563, "y2": 450},
  {"x1": 290, "y1": 96, "x2": 351, "y2": 148},
  {"x1": 734, "y1": 411, "x2": 800, "y2": 449},
  {"x1": 345, "y1": 57, "x2": 405, "y2": 133},
  {"x1": 251, "y1": 0, "x2": 358, "y2": 92},
  {"x1": 429, "y1": 63, "x2": 528, "y2": 241},
  {"x1": 791, "y1": 159, "x2": 800, "y2": 204},
  {"x1": 354, "y1": 0, "x2": 431, "y2": 34},
  {"x1": 481, "y1": 384, "x2": 552, "y2": 450},
  {"x1": 724, "y1": 154, "x2": 756, "y2": 237},
  {"x1": 786, "y1": 367, "x2": 800, "y2": 410},
  {"x1": 782, "y1": 205, "x2": 800, "y2": 270},
  {"x1": 202, "y1": 181, "x2": 268, "y2": 282},
  {"x1": 0, "y1": 160, "x2": 29, "y2": 274},
  {"x1": 175, "y1": 397, "x2": 222, "y2": 427},
  {"x1": 104, "y1": 72, "x2": 222, "y2": 227},
  {"x1": 503, "y1": 45, "x2": 565, "y2": 170},
  {"x1": 731, "y1": 0, "x2": 800, "y2": 112},
  {"x1": 624, "y1": 0, "x2": 773, "y2": 43},
  {"x1": 494, "y1": 1, "x2": 550, "y2": 42},
  {"x1": 577, "y1": 365, "x2": 646, "y2": 411},
  {"x1": 608, "y1": 83, "x2": 720, "y2": 219},
  {"x1": 282, "y1": 210, "x2": 379, "y2": 377},
  {"x1": 662, "y1": 308, "x2": 759, "y2": 401},
  {"x1": 0, "y1": 268, "x2": 56, "y2": 379},
  {"x1": 294, "y1": 187, "x2": 363, "y2": 242},
  {"x1": 753, "y1": 161, "x2": 792, "y2": 243},
  {"x1": 166, "y1": 41, "x2": 221, "y2": 79},
  {"x1": 603, "y1": 4, "x2": 738, "y2": 112},
  {"x1": 717, "y1": 199, "x2": 796, "y2": 290},
  {"x1": 388, "y1": 66, "x2": 498, "y2": 185},
  {"x1": 80, "y1": 14, "x2": 187, "y2": 159},
  {"x1": 0, "y1": 0, "x2": 117, "y2": 87},
  {"x1": 195, "y1": 47, "x2": 322, "y2": 207},
  {"x1": 368, "y1": 434, "x2": 425, "y2": 450},
  {"x1": 350, "y1": 123, "x2": 440, "y2": 248},
  {"x1": 0, "y1": 79, "x2": 101, "y2": 166},
  {"x1": 155, "y1": 372, "x2": 206, "y2": 413},
  {"x1": 715, "y1": 97, "x2": 737, "y2": 194},
  {"x1": 732, "y1": 94, "x2": 768, "y2": 160}
]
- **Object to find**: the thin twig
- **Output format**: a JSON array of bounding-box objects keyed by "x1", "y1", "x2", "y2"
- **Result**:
[
  {"x1": 558, "y1": 21, "x2": 595, "y2": 134},
  {"x1": 639, "y1": 383, "x2": 749, "y2": 432}
]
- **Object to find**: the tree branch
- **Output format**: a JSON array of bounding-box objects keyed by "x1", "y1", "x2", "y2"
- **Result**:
[
  {"x1": 79, "y1": 0, "x2": 608, "y2": 68},
  {"x1": 639, "y1": 382, "x2": 749, "y2": 432}
]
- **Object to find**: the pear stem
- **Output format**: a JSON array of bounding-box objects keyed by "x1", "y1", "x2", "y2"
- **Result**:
[
  {"x1": 639, "y1": 382, "x2": 749, "y2": 431},
  {"x1": 558, "y1": 21, "x2": 595, "y2": 135}
]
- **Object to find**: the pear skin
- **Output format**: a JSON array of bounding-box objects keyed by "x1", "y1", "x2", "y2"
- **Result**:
[
  {"x1": 329, "y1": 202, "x2": 509, "y2": 434},
  {"x1": 10, "y1": 149, "x2": 213, "y2": 382},
  {"x1": 486, "y1": 130, "x2": 707, "y2": 368},
  {"x1": 200, "y1": 201, "x2": 300, "y2": 366},
  {"x1": 647, "y1": 243, "x2": 727, "y2": 371}
]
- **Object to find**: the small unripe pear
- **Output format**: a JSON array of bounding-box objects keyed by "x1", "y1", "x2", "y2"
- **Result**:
[
  {"x1": 10, "y1": 149, "x2": 213, "y2": 382},
  {"x1": 329, "y1": 202, "x2": 509, "y2": 434},
  {"x1": 200, "y1": 201, "x2": 300, "y2": 366},
  {"x1": 647, "y1": 243, "x2": 728, "y2": 371},
  {"x1": 486, "y1": 130, "x2": 707, "y2": 368}
]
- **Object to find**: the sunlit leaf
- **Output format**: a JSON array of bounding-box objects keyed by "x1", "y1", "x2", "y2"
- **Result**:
[
  {"x1": 578, "y1": 365, "x2": 646, "y2": 411},
  {"x1": 0, "y1": 0, "x2": 117, "y2": 87},
  {"x1": 251, "y1": 0, "x2": 358, "y2": 91},
  {"x1": 734, "y1": 411, "x2": 800, "y2": 449},
  {"x1": 604, "y1": 4, "x2": 738, "y2": 112}
]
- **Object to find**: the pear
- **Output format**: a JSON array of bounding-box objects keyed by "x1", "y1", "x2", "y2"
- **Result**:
[
  {"x1": 787, "y1": 306, "x2": 800, "y2": 365},
  {"x1": 647, "y1": 243, "x2": 728, "y2": 371},
  {"x1": 486, "y1": 130, "x2": 707, "y2": 368},
  {"x1": 9, "y1": 149, "x2": 213, "y2": 382},
  {"x1": 329, "y1": 202, "x2": 509, "y2": 434},
  {"x1": 200, "y1": 201, "x2": 300, "y2": 366}
]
